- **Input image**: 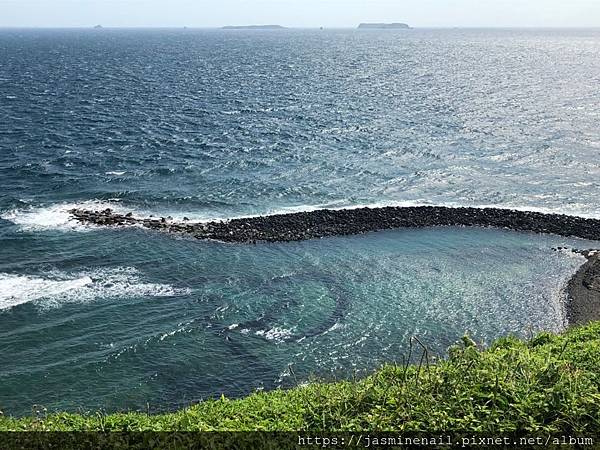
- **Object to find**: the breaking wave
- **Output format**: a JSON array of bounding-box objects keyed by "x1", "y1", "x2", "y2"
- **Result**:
[{"x1": 0, "y1": 267, "x2": 192, "y2": 311}]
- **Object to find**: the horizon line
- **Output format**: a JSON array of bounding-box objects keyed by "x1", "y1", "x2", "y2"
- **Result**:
[{"x1": 1, "y1": 25, "x2": 599, "y2": 30}]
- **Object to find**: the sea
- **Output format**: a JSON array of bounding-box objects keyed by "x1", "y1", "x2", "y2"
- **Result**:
[{"x1": 1, "y1": 28, "x2": 599, "y2": 415}]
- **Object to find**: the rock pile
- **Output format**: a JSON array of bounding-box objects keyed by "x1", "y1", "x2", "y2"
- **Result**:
[{"x1": 69, "y1": 206, "x2": 600, "y2": 244}]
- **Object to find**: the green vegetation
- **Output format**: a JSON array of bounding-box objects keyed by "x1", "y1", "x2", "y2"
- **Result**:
[{"x1": 2, "y1": 322, "x2": 600, "y2": 432}]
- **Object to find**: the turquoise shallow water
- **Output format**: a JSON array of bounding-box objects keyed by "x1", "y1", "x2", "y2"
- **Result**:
[{"x1": 1, "y1": 28, "x2": 600, "y2": 416}]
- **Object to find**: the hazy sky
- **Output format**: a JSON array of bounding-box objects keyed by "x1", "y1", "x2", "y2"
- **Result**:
[{"x1": 0, "y1": 0, "x2": 599, "y2": 28}]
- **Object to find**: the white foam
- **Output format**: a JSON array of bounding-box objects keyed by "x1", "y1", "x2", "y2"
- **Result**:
[
  {"x1": 165, "y1": 200, "x2": 425, "y2": 224},
  {"x1": 159, "y1": 327, "x2": 188, "y2": 341},
  {"x1": 488, "y1": 153, "x2": 521, "y2": 162},
  {"x1": 1, "y1": 200, "x2": 134, "y2": 232},
  {"x1": 177, "y1": 200, "x2": 600, "y2": 225},
  {"x1": 0, "y1": 275, "x2": 93, "y2": 310},
  {"x1": 324, "y1": 322, "x2": 343, "y2": 334},
  {"x1": 0, "y1": 267, "x2": 191, "y2": 311},
  {"x1": 255, "y1": 327, "x2": 294, "y2": 343},
  {"x1": 105, "y1": 171, "x2": 126, "y2": 176},
  {"x1": 201, "y1": 198, "x2": 600, "y2": 223}
]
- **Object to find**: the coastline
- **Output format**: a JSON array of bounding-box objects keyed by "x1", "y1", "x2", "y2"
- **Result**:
[
  {"x1": 3, "y1": 321, "x2": 600, "y2": 433},
  {"x1": 567, "y1": 251, "x2": 600, "y2": 326}
]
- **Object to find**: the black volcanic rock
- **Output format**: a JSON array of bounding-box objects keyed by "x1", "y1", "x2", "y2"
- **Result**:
[
  {"x1": 358, "y1": 23, "x2": 410, "y2": 29},
  {"x1": 568, "y1": 252, "x2": 600, "y2": 325},
  {"x1": 69, "y1": 205, "x2": 600, "y2": 244}
]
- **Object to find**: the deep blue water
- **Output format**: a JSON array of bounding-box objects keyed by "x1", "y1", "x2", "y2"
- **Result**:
[{"x1": 1, "y1": 28, "x2": 600, "y2": 416}]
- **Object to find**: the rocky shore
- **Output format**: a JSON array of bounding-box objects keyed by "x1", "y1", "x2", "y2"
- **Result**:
[
  {"x1": 568, "y1": 250, "x2": 600, "y2": 326},
  {"x1": 69, "y1": 205, "x2": 600, "y2": 243}
]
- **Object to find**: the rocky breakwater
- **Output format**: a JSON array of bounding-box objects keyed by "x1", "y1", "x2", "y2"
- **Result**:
[
  {"x1": 69, "y1": 206, "x2": 600, "y2": 243},
  {"x1": 70, "y1": 205, "x2": 600, "y2": 326}
]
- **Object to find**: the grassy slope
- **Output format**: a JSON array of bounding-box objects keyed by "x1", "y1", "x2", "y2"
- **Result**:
[{"x1": 2, "y1": 322, "x2": 600, "y2": 432}]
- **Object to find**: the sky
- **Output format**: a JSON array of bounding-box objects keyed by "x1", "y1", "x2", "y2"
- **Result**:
[{"x1": 0, "y1": 0, "x2": 599, "y2": 28}]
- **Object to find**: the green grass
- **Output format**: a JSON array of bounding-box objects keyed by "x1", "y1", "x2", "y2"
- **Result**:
[{"x1": 2, "y1": 322, "x2": 600, "y2": 432}]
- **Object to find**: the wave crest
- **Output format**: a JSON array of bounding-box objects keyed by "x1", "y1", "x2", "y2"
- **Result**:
[
  {"x1": 0, "y1": 267, "x2": 191, "y2": 311},
  {"x1": 0, "y1": 200, "x2": 139, "y2": 232}
]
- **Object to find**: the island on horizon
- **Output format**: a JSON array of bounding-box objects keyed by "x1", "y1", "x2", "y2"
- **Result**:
[
  {"x1": 222, "y1": 25, "x2": 286, "y2": 30},
  {"x1": 358, "y1": 23, "x2": 410, "y2": 29}
]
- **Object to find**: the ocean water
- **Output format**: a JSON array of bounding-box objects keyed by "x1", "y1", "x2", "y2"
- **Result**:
[{"x1": 1, "y1": 28, "x2": 600, "y2": 416}]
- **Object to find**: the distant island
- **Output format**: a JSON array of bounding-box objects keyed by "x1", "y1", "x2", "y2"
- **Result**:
[
  {"x1": 93, "y1": 25, "x2": 103, "y2": 29},
  {"x1": 358, "y1": 23, "x2": 410, "y2": 29},
  {"x1": 222, "y1": 25, "x2": 286, "y2": 30}
]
